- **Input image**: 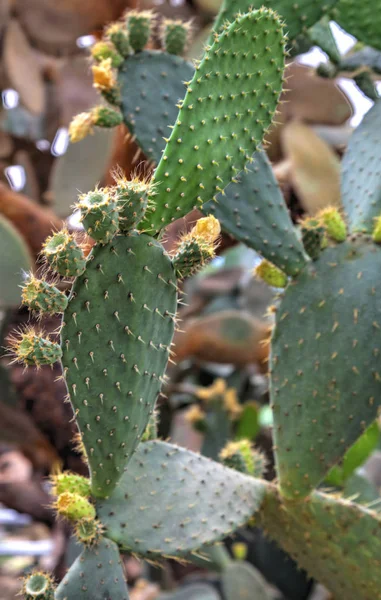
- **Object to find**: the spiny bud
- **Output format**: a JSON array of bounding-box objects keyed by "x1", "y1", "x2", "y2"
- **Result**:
[
  {"x1": 231, "y1": 542, "x2": 248, "y2": 561},
  {"x1": 161, "y1": 19, "x2": 192, "y2": 55},
  {"x1": 172, "y1": 215, "x2": 221, "y2": 279},
  {"x1": 92, "y1": 106, "x2": 123, "y2": 129},
  {"x1": 112, "y1": 170, "x2": 154, "y2": 231},
  {"x1": 126, "y1": 10, "x2": 155, "y2": 52},
  {"x1": 75, "y1": 518, "x2": 104, "y2": 546},
  {"x1": 42, "y1": 228, "x2": 86, "y2": 277},
  {"x1": 21, "y1": 273, "x2": 68, "y2": 315},
  {"x1": 106, "y1": 22, "x2": 131, "y2": 58},
  {"x1": 373, "y1": 215, "x2": 381, "y2": 243},
  {"x1": 8, "y1": 327, "x2": 62, "y2": 368},
  {"x1": 77, "y1": 187, "x2": 119, "y2": 243},
  {"x1": 91, "y1": 41, "x2": 123, "y2": 68},
  {"x1": 23, "y1": 571, "x2": 55, "y2": 600},
  {"x1": 55, "y1": 492, "x2": 96, "y2": 522},
  {"x1": 317, "y1": 207, "x2": 347, "y2": 242},
  {"x1": 219, "y1": 439, "x2": 267, "y2": 478},
  {"x1": 300, "y1": 217, "x2": 327, "y2": 260},
  {"x1": 51, "y1": 471, "x2": 91, "y2": 498},
  {"x1": 254, "y1": 260, "x2": 287, "y2": 288}
]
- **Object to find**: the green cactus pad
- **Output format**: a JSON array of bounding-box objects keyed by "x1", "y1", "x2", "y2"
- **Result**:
[
  {"x1": 96, "y1": 441, "x2": 266, "y2": 557},
  {"x1": 271, "y1": 236, "x2": 381, "y2": 499},
  {"x1": 341, "y1": 100, "x2": 381, "y2": 233},
  {"x1": 259, "y1": 487, "x2": 381, "y2": 600},
  {"x1": 159, "y1": 584, "x2": 220, "y2": 600},
  {"x1": 55, "y1": 537, "x2": 129, "y2": 600},
  {"x1": 143, "y1": 9, "x2": 285, "y2": 234},
  {"x1": 336, "y1": 0, "x2": 381, "y2": 51},
  {"x1": 212, "y1": 0, "x2": 336, "y2": 43},
  {"x1": 222, "y1": 562, "x2": 271, "y2": 600},
  {"x1": 61, "y1": 233, "x2": 177, "y2": 497},
  {"x1": 118, "y1": 51, "x2": 194, "y2": 163},
  {"x1": 203, "y1": 150, "x2": 307, "y2": 276}
]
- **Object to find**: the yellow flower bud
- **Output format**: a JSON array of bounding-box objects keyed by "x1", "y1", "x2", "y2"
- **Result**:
[{"x1": 92, "y1": 58, "x2": 117, "y2": 91}]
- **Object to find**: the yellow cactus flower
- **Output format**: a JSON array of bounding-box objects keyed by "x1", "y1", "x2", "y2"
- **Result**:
[
  {"x1": 92, "y1": 58, "x2": 116, "y2": 91},
  {"x1": 68, "y1": 111, "x2": 94, "y2": 143},
  {"x1": 192, "y1": 215, "x2": 221, "y2": 243}
]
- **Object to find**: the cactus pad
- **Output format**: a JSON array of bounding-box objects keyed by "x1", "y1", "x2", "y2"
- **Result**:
[
  {"x1": 222, "y1": 562, "x2": 271, "y2": 600},
  {"x1": 61, "y1": 233, "x2": 177, "y2": 497},
  {"x1": 336, "y1": 0, "x2": 381, "y2": 51},
  {"x1": 144, "y1": 9, "x2": 285, "y2": 234},
  {"x1": 212, "y1": 0, "x2": 336, "y2": 42},
  {"x1": 271, "y1": 236, "x2": 381, "y2": 499},
  {"x1": 259, "y1": 488, "x2": 381, "y2": 600},
  {"x1": 96, "y1": 441, "x2": 265, "y2": 558},
  {"x1": 203, "y1": 150, "x2": 307, "y2": 276},
  {"x1": 118, "y1": 51, "x2": 194, "y2": 163},
  {"x1": 55, "y1": 537, "x2": 129, "y2": 600},
  {"x1": 341, "y1": 100, "x2": 381, "y2": 233}
]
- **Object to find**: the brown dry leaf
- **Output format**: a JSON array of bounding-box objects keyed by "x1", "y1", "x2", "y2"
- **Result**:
[
  {"x1": 4, "y1": 19, "x2": 45, "y2": 115},
  {"x1": 14, "y1": 0, "x2": 132, "y2": 55},
  {"x1": 266, "y1": 62, "x2": 353, "y2": 162},
  {"x1": 281, "y1": 121, "x2": 341, "y2": 215},
  {"x1": 0, "y1": 182, "x2": 62, "y2": 259},
  {"x1": 172, "y1": 310, "x2": 270, "y2": 371}
]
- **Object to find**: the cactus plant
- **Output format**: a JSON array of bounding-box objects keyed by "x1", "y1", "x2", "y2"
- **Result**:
[{"x1": 14, "y1": 2, "x2": 381, "y2": 598}]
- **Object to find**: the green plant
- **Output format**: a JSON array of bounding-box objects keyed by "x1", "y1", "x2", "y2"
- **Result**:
[{"x1": 13, "y1": 2, "x2": 381, "y2": 599}]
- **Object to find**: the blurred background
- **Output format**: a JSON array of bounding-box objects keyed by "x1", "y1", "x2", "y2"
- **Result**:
[{"x1": 0, "y1": 1, "x2": 380, "y2": 599}]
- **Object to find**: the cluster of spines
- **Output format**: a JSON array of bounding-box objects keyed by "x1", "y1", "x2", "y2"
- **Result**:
[
  {"x1": 219, "y1": 439, "x2": 267, "y2": 478},
  {"x1": 68, "y1": 10, "x2": 192, "y2": 144}
]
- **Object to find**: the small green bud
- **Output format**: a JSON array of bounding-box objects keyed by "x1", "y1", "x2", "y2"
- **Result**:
[
  {"x1": 126, "y1": 10, "x2": 155, "y2": 52},
  {"x1": 21, "y1": 273, "x2": 68, "y2": 314},
  {"x1": 113, "y1": 171, "x2": 154, "y2": 231},
  {"x1": 254, "y1": 260, "x2": 287, "y2": 288},
  {"x1": 172, "y1": 216, "x2": 221, "y2": 278},
  {"x1": 42, "y1": 229, "x2": 86, "y2": 277},
  {"x1": 92, "y1": 106, "x2": 123, "y2": 129},
  {"x1": 106, "y1": 22, "x2": 131, "y2": 58},
  {"x1": 23, "y1": 572, "x2": 55, "y2": 600},
  {"x1": 51, "y1": 471, "x2": 91, "y2": 498},
  {"x1": 161, "y1": 19, "x2": 192, "y2": 55},
  {"x1": 231, "y1": 542, "x2": 248, "y2": 561},
  {"x1": 300, "y1": 217, "x2": 326, "y2": 260},
  {"x1": 317, "y1": 207, "x2": 347, "y2": 242},
  {"x1": 77, "y1": 187, "x2": 119, "y2": 244},
  {"x1": 8, "y1": 327, "x2": 62, "y2": 368},
  {"x1": 219, "y1": 439, "x2": 267, "y2": 478},
  {"x1": 56, "y1": 492, "x2": 96, "y2": 522},
  {"x1": 91, "y1": 41, "x2": 123, "y2": 68},
  {"x1": 142, "y1": 410, "x2": 159, "y2": 441},
  {"x1": 75, "y1": 518, "x2": 104, "y2": 546}
]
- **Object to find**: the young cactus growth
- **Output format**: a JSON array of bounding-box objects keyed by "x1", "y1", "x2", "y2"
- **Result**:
[
  {"x1": 91, "y1": 41, "x2": 123, "y2": 68},
  {"x1": 22, "y1": 572, "x2": 55, "y2": 600},
  {"x1": 74, "y1": 518, "x2": 104, "y2": 546},
  {"x1": 172, "y1": 216, "x2": 221, "y2": 278},
  {"x1": 300, "y1": 217, "x2": 327, "y2": 260},
  {"x1": 373, "y1": 215, "x2": 381, "y2": 243},
  {"x1": 21, "y1": 273, "x2": 68, "y2": 314},
  {"x1": 219, "y1": 439, "x2": 267, "y2": 478},
  {"x1": 69, "y1": 107, "x2": 122, "y2": 143},
  {"x1": 255, "y1": 260, "x2": 288, "y2": 288},
  {"x1": 42, "y1": 229, "x2": 86, "y2": 277},
  {"x1": 51, "y1": 471, "x2": 91, "y2": 498},
  {"x1": 76, "y1": 188, "x2": 119, "y2": 243},
  {"x1": 112, "y1": 170, "x2": 153, "y2": 232},
  {"x1": 106, "y1": 22, "x2": 131, "y2": 58},
  {"x1": 126, "y1": 10, "x2": 155, "y2": 52},
  {"x1": 317, "y1": 207, "x2": 347, "y2": 242},
  {"x1": 8, "y1": 327, "x2": 62, "y2": 368},
  {"x1": 55, "y1": 492, "x2": 96, "y2": 522},
  {"x1": 161, "y1": 19, "x2": 192, "y2": 55}
]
